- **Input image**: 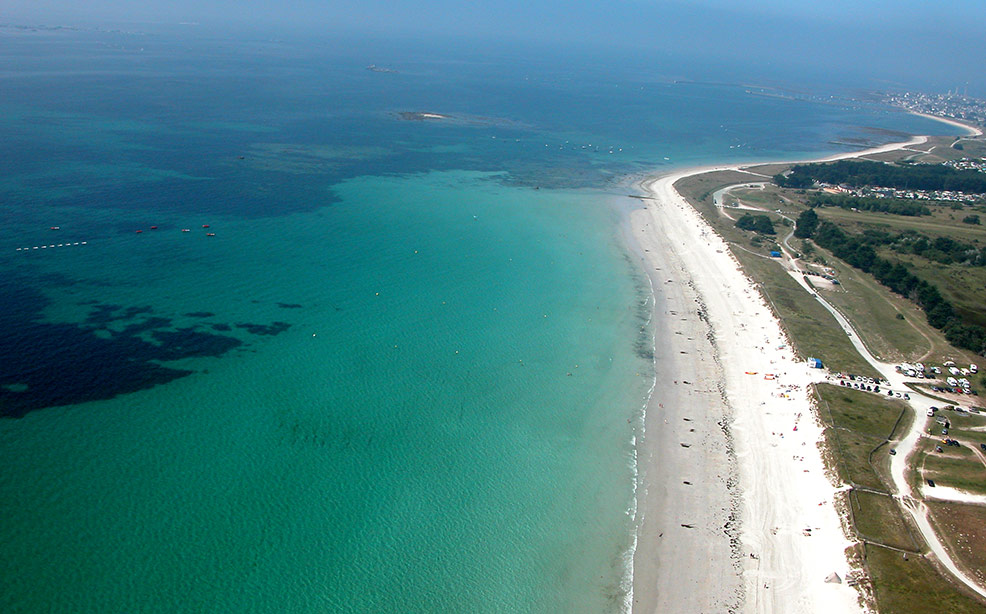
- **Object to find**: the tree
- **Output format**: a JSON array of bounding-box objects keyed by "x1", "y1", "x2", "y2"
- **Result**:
[
  {"x1": 735, "y1": 213, "x2": 776, "y2": 235},
  {"x1": 944, "y1": 322, "x2": 986, "y2": 355},
  {"x1": 963, "y1": 214, "x2": 981, "y2": 225},
  {"x1": 794, "y1": 209, "x2": 819, "y2": 238},
  {"x1": 773, "y1": 172, "x2": 814, "y2": 189}
]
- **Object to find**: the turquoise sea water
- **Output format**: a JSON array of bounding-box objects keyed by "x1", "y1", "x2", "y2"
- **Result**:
[{"x1": 0, "y1": 26, "x2": 954, "y2": 612}]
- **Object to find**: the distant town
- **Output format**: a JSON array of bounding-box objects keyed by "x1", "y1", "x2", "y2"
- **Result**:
[{"x1": 885, "y1": 90, "x2": 986, "y2": 126}]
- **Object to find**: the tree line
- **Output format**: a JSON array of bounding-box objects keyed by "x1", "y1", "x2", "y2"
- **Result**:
[
  {"x1": 775, "y1": 160, "x2": 986, "y2": 194},
  {"x1": 796, "y1": 209, "x2": 986, "y2": 355},
  {"x1": 796, "y1": 207, "x2": 985, "y2": 266}
]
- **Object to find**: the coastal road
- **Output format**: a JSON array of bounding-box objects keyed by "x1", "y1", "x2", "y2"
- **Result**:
[
  {"x1": 709, "y1": 172, "x2": 986, "y2": 600},
  {"x1": 770, "y1": 210, "x2": 986, "y2": 601},
  {"x1": 711, "y1": 182, "x2": 769, "y2": 222}
]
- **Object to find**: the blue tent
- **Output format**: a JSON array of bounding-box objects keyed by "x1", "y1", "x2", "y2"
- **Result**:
[
  {"x1": 769, "y1": 251, "x2": 782, "y2": 258},
  {"x1": 808, "y1": 357, "x2": 823, "y2": 369}
]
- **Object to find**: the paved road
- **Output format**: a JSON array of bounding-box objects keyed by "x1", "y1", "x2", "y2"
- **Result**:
[
  {"x1": 721, "y1": 178, "x2": 986, "y2": 599},
  {"x1": 784, "y1": 236, "x2": 986, "y2": 600}
]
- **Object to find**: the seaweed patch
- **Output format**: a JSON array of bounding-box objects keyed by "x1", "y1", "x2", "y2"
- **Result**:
[
  {"x1": 0, "y1": 280, "x2": 244, "y2": 418},
  {"x1": 235, "y1": 321, "x2": 291, "y2": 336}
]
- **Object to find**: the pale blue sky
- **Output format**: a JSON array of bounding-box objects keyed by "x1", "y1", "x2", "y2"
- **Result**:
[{"x1": 6, "y1": 0, "x2": 985, "y2": 95}]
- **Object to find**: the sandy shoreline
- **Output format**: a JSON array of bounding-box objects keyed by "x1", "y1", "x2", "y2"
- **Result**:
[
  {"x1": 626, "y1": 127, "x2": 973, "y2": 612},
  {"x1": 622, "y1": 213, "x2": 741, "y2": 613},
  {"x1": 909, "y1": 111, "x2": 983, "y2": 137}
]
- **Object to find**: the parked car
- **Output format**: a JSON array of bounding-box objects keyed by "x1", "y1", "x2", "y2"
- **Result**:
[{"x1": 927, "y1": 479, "x2": 936, "y2": 487}]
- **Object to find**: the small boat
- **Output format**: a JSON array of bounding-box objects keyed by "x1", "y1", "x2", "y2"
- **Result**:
[
  {"x1": 150, "y1": 225, "x2": 158, "y2": 230},
  {"x1": 135, "y1": 230, "x2": 143, "y2": 233},
  {"x1": 202, "y1": 224, "x2": 210, "y2": 228},
  {"x1": 50, "y1": 226, "x2": 60, "y2": 230},
  {"x1": 206, "y1": 233, "x2": 216, "y2": 237},
  {"x1": 181, "y1": 229, "x2": 191, "y2": 232}
]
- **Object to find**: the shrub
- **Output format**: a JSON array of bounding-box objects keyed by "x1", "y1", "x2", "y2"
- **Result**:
[{"x1": 735, "y1": 213, "x2": 776, "y2": 235}]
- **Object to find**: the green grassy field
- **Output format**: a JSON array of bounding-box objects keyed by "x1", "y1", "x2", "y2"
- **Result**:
[
  {"x1": 815, "y1": 385, "x2": 986, "y2": 613},
  {"x1": 914, "y1": 135, "x2": 986, "y2": 163},
  {"x1": 744, "y1": 163, "x2": 792, "y2": 176},
  {"x1": 817, "y1": 206, "x2": 986, "y2": 244},
  {"x1": 922, "y1": 448, "x2": 986, "y2": 495},
  {"x1": 950, "y1": 138, "x2": 986, "y2": 159},
  {"x1": 897, "y1": 253, "x2": 986, "y2": 329},
  {"x1": 674, "y1": 170, "x2": 762, "y2": 211},
  {"x1": 822, "y1": 385, "x2": 908, "y2": 438},
  {"x1": 926, "y1": 501, "x2": 986, "y2": 588},
  {"x1": 851, "y1": 490, "x2": 920, "y2": 551},
  {"x1": 866, "y1": 544, "x2": 986, "y2": 613},
  {"x1": 817, "y1": 384, "x2": 907, "y2": 490},
  {"x1": 818, "y1": 259, "x2": 932, "y2": 362},
  {"x1": 802, "y1": 176, "x2": 986, "y2": 332}
]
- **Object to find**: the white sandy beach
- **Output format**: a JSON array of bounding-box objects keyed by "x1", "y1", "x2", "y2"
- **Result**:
[
  {"x1": 910, "y1": 112, "x2": 984, "y2": 137},
  {"x1": 627, "y1": 132, "x2": 964, "y2": 613}
]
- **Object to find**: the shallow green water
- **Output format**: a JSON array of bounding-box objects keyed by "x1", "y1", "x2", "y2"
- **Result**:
[
  {"x1": 1, "y1": 171, "x2": 652, "y2": 612},
  {"x1": 0, "y1": 26, "x2": 956, "y2": 613}
]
